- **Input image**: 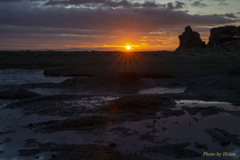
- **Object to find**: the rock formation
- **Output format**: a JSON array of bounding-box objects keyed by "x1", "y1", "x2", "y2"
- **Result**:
[
  {"x1": 219, "y1": 40, "x2": 240, "y2": 53},
  {"x1": 207, "y1": 26, "x2": 240, "y2": 48},
  {"x1": 176, "y1": 26, "x2": 207, "y2": 51}
]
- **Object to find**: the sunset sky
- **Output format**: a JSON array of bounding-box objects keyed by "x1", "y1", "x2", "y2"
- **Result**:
[{"x1": 0, "y1": 0, "x2": 239, "y2": 51}]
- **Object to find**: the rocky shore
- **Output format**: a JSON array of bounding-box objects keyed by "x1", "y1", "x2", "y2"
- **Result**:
[{"x1": 0, "y1": 26, "x2": 240, "y2": 160}]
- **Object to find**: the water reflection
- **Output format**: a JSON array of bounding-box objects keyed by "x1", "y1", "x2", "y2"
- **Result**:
[{"x1": 138, "y1": 87, "x2": 185, "y2": 94}]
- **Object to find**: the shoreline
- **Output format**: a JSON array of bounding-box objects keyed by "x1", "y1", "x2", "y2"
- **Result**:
[{"x1": 0, "y1": 50, "x2": 240, "y2": 159}]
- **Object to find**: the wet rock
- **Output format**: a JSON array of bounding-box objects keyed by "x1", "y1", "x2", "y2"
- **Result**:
[
  {"x1": 23, "y1": 139, "x2": 40, "y2": 148},
  {"x1": 145, "y1": 124, "x2": 155, "y2": 129},
  {"x1": 19, "y1": 82, "x2": 59, "y2": 89},
  {"x1": 144, "y1": 142, "x2": 201, "y2": 158},
  {"x1": 59, "y1": 72, "x2": 145, "y2": 93},
  {"x1": 159, "y1": 109, "x2": 185, "y2": 118},
  {"x1": 50, "y1": 144, "x2": 149, "y2": 160},
  {"x1": 184, "y1": 74, "x2": 240, "y2": 102},
  {"x1": 204, "y1": 128, "x2": 240, "y2": 147},
  {"x1": 228, "y1": 76, "x2": 240, "y2": 91},
  {"x1": 19, "y1": 140, "x2": 61, "y2": 157},
  {"x1": 108, "y1": 143, "x2": 117, "y2": 149},
  {"x1": 19, "y1": 149, "x2": 40, "y2": 157},
  {"x1": 51, "y1": 154, "x2": 56, "y2": 158},
  {"x1": 126, "y1": 130, "x2": 137, "y2": 135},
  {"x1": 60, "y1": 72, "x2": 142, "y2": 88},
  {"x1": 113, "y1": 95, "x2": 156, "y2": 110},
  {"x1": 60, "y1": 77, "x2": 86, "y2": 88},
  {"x1": 227, "y1": 110, "x2": 240, "y2": 117},
  {"x1": 194, "y1": 142, "x2": 208, "y2": 150},
  {"x1": 182, "y1": 106, "x2": 224, "y2": 117},
  {"x1": 28, "y1": 123, "x2": 33, "y2": 129},
  {"x1": 0, "y1": 88, "x2": 40, "y2": 99},
  {"x1": 109, "y1": 126, "x2": 130, "y2": 135},
  {"x1": 176, "y1": 26, "x2": 207, "y2": 51},
  {"x1": 115, "y1": 72, "x2": 141, "y2": 84},
  {"x1": 19, "y1": 139, "x2": 150, "y2": 160},
  {"x1": 0, "y1": 130, "x2": 15, "y2": 135},
  {"x1": 139, "y1": 133, "x2": 157, "y2": 141},
  {"x1": 112, "y1": 95, "x2": 174, "y2": 111},
  {"x1": 24, "y1": 116, "x2": 110, "y2": 133},
  {"x1": 4, "y1": 94, "x2": 95, "y2": 117},
  {"x1": 184, "y1": 75, "x2": 228, "y2": 96},
  {"x1": 0, "y1": 138, "x2": 11, "y2": 145},
  {"x1": 161, "y1": 127, "x2": 168, "y2": 131},
  {"x1": 141, "y1": 73, "x2": 176, "y2": 79},
  {"x1": 44, "y1": 67, "x2": 96, "y2": 76},
  {"x1": 192, "y1": 117, "x2": 199, "y2": 122}
]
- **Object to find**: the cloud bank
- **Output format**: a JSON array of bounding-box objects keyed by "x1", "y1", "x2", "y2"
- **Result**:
[{"x1": 0, "y1": 0, "x2": 238, "y2": 50}]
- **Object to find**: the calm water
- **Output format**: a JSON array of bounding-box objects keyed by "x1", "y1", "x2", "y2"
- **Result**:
[
  {"x1": 1, "y1": 100, "x2": 240, "y2": 160},
  {"x1": 0, "y1": 69, "x2": 72, "y2": 85}
]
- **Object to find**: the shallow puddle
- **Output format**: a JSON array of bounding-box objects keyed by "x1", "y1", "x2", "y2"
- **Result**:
[
  {"x1": 29, "y1": 88, "x2": 124, "y2": 96},
  {"x1": 65, "y1": 96, "x2": 120, "y2": 110},
  {"x1": 1, "y1": 95, "x2": 240, "y2": 159},
  {"x1": 0, "y1": 69, "x2": 73, "y2": 85},
  {"x1": 176, "y1": 100, "x2": 240, "y2": 111},
  {"x1": 138, "y1": 87, "x2": 185, "y2": 94}
]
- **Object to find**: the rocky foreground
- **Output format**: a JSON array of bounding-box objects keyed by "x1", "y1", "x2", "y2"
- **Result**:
[{"x1": 0, "y1": 49, "x2": 240, "y2": 159}]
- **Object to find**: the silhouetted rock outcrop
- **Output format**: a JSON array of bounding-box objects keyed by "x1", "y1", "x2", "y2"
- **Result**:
[
  {"x1": 176, "y1": 26, "x2": 207, "y2": 51},
  {"x1": 207, "y1": 26, "x2": 240, "y2": 48}
]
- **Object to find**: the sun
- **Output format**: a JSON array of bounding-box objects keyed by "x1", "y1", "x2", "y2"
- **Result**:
[{"x1": 126, "y1": 46, "x2": 131, "y2": 50}]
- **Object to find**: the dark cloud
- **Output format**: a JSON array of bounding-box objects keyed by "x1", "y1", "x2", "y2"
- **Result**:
[
  {"x1": 0, "y1": 0, "x2": 42, "y2": 2},
  {"x1": 212, "y1": 0, "x2": 228, "y2": 6},
  {"x1": 44, "y1": 0, "x2": 161, "y2": 8},
  {"x1": 166, "y1": 1, "x2": 185, "y2": 9},
  {"x1": 224, "y1": 13, "x2": 237, "y2": 18},
  {"x1": 142, "y1": 1, "x2": 159, "y2": 8},
  {"x1": 0, "y1": 0, "x2": 238, "y2": 50},
  {"x1": 45, "y1": 0, "x2": 105, "y2": 5},
  {"x1": 191, "y1": 1, "x2": 207, "y2": 7},
  {"x1": 0, "y1": 25, "x2": 108, "y2": 36},
  {"x1": 175, "y1": 1, "x2": 185, "y2": 9},
  {"x1": 0, "y1": 5, "x2": 236, "y2": 31},
  {"x1": 218, "y1": 2, "x2": 228, "y2": 5},
  {"x1": 167, "y1": 3, "x2": 175, "y2": 9},
  {"x1": 0, "y1": 0, "x2": 23, "y2": 2},
  {"x1": 104, "y1": 0, "x2": 132, "y2": 8},
  {"x1": 43, "y1": 0, "x2": 187, "y2": 9}
]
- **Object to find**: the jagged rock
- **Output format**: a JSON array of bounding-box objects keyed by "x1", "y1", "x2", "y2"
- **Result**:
[
  {"x1": 0, "y1": 88, "x2": 40, "y2": 99},
  {"x1": 59, "y1": 72, "x2": 145, "y2": 94},
  {"x1": 219, "y1": 40, "x2": 240, "y2": 52},
  {"x1": 112, "y1": 95, "x2": 174, "y2": 110},
  {"x1": 204, "y1": 128, "x2": 240, "y2": 147},
  {"x1": 144, "y1": 142, "x2": 201, "y2": 158},
  {"x1": 184, "y1": 75, "x2": 229, "y2": 98},
  {"x1": 176, "y1": 26, "x2": 206, "y2": 51},
  {"x1": 208, "y1": 26, "x2": 240, "y2": 48}
]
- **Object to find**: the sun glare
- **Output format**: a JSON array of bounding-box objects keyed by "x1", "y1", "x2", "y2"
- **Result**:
[{"x1": 126, "y1": 46, "x2": 131, "y2": 50}]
